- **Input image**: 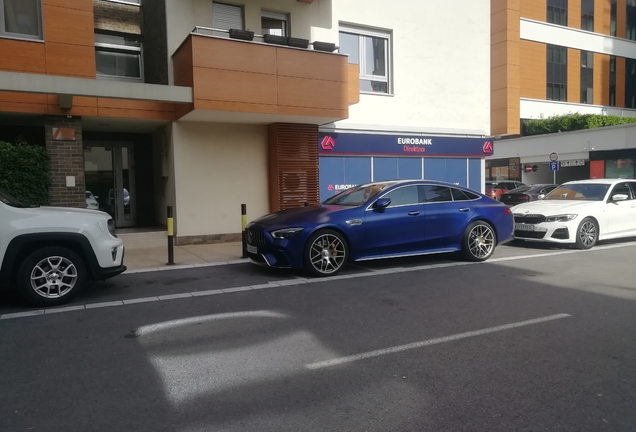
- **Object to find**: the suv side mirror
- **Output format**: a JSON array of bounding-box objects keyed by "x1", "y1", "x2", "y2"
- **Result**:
[
  {"x1": 611, "y1": 193, "x2": 629, "y2": 202},
  {"x1": 373, "y1": 198, "x2": 391, "y2": 210}
]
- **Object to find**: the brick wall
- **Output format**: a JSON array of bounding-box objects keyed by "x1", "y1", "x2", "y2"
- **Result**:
[
  {"x1": 142, "y1": 0, "x2": 169, "y2": 85},
  {"x1": 45, "y1": 116, "x2": 86, "y2": 208},
  {"x1": 93, "y1": 0, "x2": 142, "y2": 34}
]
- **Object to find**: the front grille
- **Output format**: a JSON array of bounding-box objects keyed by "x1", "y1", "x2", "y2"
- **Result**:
[
  {"x1": 514, "y1": 214, "x2": 546, "y2": 224},
  {"x1": 514, "y1": 231, "x2": 546, "y2": 239},
  {"x1": 246, "y1": 229, "x2": 267, "y2": 246}
]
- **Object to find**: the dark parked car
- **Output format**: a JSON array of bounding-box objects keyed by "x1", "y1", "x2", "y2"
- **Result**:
[
  {"x1": 500, "y1": 184, "x2": 558, "y2": 207},
  {"x1": 485, "y1": 181, "x2": 525, "y2": 200},
  {"x1": 245, "y1": 180, "x2": 514, "y2": 276}
]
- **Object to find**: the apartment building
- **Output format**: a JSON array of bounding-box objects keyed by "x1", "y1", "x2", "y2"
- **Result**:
[
  {"x1": 490, "y1": 0, "x2": 636, "y2": 184},
  {"x1": 0, "y1": 0, "x2": 491, "y2": 245}
]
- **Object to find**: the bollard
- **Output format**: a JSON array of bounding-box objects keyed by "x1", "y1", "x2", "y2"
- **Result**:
[
  {"x1": 241, "y1": 204, "x2": 247, "y2": 258},
  {"x1": 167, "y1": 205, "x2": 175, "y2": 265}
]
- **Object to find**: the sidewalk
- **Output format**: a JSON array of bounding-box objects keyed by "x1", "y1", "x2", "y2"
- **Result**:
[{"x1": 123, "y1": 241, "x2": 246, "y2": 273}]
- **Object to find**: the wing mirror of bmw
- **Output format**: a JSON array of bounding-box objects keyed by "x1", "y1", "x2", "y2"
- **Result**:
[
  {"x1": 537, "y1": 194, "x2": 546, "y2": 200},
  {"x1": 611, "y1": 194, "x2": 629, "y2": 202},
  {"x1": 374, "y1": 198, "x2": 391, "y2": 210}
]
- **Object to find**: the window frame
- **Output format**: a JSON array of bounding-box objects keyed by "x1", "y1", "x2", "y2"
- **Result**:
[
  {"x1": 547, "y1": 0, "x2": 568, "y2": 26},
  {"x1": 581, "y1": 0, "x2": 594, "y2": 31},
  {"x1": 339, "y1": 24, "x2": 392, "y2": 96},
  {"x1": 261, "y1": 10, "x2": 289, "y2": 37},
  {"x1": 0, "y1": 0, "x2": 43, "y2": 41},
  {"x1": 94, "y1": 32, "x2": 144, "y2": 82},
  {"x1": 546, "y1": 44, "x2": 568, "y2": 102}
]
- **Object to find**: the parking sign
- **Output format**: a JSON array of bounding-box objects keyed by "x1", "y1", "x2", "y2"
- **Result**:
[{"x1": 549, "y1": 161, "x2": 559, "y2": 171}]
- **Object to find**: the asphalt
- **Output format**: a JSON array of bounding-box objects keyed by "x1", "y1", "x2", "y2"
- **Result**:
[{"x1": 1, "y1": 241, "x2": 636, "y2": 431}]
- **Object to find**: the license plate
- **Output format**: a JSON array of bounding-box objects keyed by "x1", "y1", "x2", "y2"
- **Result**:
[
  {"x1": 246, "y1": 245, "x2": 257, "y2": 254},
  {"x1": 515, "y1": 223, "x2": 535, "y2": 232}
]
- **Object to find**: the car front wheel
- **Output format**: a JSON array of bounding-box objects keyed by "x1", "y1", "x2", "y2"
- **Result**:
[
  {"x1": 574, "y1": 217, "x2": 598, "y2": 250},
  {"x1": 461, "y1": 221, "x2": 496, "y2": 262},
  {"x1": 304, "y1": 229, "x2": 348, "y2": 277},
  {"x1": 17, "y1": 247, "x2": 87, "y2": 307}
]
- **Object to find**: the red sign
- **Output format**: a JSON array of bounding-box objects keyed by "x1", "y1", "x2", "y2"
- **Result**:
[
  {"x1": 525, "y1": 164, "x2": 533, "y2": 173},
  {"x1": 482, "y1": 141, "x2": 493, "y2": 154},
  {"x1": 321, "y1": 136, "x2": 335, "y2": 151}
]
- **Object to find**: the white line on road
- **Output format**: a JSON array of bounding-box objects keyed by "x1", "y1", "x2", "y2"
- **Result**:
[
  {"x1": 305, "y1": 313, "x2": 572, "y2": 370},
  {"x1": 1, "y1": 241, "x2": 635, "y2": 321}
]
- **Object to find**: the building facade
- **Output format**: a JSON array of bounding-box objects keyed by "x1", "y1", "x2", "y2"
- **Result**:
[
  {"x1": 0, "y1": 0, "x2": 491, "y2": 245},
  {"x1": 490, "y1": 0, "x2": 636, "y2": 183}
]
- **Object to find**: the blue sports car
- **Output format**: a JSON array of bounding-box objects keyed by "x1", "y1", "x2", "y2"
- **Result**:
[{"x1": 245, "y1": 180, "x2": 514, "y2": 276}]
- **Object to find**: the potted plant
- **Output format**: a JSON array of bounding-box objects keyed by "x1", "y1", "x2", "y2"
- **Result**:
[{"x1": 229, "y1": 28, "x2": 254, "y2": 41}]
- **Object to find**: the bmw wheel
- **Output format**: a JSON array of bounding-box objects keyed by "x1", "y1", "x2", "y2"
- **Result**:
[
  {"x1": 304, "y1": 229, "x2": 348, "y2": 277},
  {"x1": 574, "y1": 217, "x2": 598, "y2": 250},
  {"x1": 461, "y1": 221, "x2": 496, "y2": 262},
  {"x1": 17, "y1": 247, "x2": 87, "y2": 307}
]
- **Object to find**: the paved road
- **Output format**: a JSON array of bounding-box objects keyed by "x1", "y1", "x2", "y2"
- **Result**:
[{"x1": 1, "y1": 241, "x2": 636, "y2": 431}]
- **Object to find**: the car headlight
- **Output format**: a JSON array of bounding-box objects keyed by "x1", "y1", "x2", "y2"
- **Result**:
[
  {"x1": 271, "y1": 227, "x2": 305, "y2": 239},
  {"x1": 107, "y1": 218, "x2": 118, "y2": 238},
  {"x1": 545, "y1": 214, "x2": 578, "y2": 223}
]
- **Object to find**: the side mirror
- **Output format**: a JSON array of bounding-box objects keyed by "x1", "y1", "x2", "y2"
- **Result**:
[
  {"x1": 373, "y1": 198, "x2": 391, "y2": 210},
  {"x1": 611, "y1": 193, "x2": 629, "y2": 202},
  {"x1": 537, "y1": 194, "x2": 546, "y2": 200},
  {"x1": 94, "y1": 195, "x2": 99, "y2": 199}
]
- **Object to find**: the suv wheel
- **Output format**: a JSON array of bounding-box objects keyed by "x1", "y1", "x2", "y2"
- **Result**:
[{"x1": 17, "y1": 247, "x2": 87, "y2": 307}]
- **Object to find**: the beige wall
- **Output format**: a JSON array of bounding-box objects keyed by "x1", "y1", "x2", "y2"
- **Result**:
[{"x1": 172, "y1": 122, "x2": 269, "y2": 237}]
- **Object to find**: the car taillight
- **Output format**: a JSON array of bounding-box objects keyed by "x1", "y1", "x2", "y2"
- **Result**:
[
  {"x1": 504, "y1": 207, "x2": 511, "y2": 214},
  {"x1": 519, "y1": 194, "x2": 530, "y2": 201}
]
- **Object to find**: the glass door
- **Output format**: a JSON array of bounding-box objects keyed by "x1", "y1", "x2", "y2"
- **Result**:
[{"x1": 84, "y1": 143, "x2": 136, "y2": 228}]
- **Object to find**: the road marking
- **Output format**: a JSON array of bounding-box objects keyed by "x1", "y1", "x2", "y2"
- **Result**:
[
  {"x1": 305, "y1": 313, "x2": 572, "y2": 370},
  {"x1": 1, "y1": 242, "x2": 635, "y2": 320}
]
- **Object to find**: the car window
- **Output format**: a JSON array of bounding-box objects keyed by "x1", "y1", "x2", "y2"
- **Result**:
[
  {"x1": 451, "y1": 188, "x2": 472, "y2": 201},
  {"x1": 610, "y1": 182, "x2": 633, "y2": 200},
  {"x1": 383, "y1": 185, "x2": 420, "y2": 207},
  {"x1": 421, "y1": 185, "x2": 453, "y2": 203},
  {"x1": 629, "y1": 182, "x2": 636, "y2": 198},
  {"x1": 544, "y1": 183, "x2": 610, "y2": 201},
  {"x1": 322, "y1": 181, "x2": 398, "y2": 206}
]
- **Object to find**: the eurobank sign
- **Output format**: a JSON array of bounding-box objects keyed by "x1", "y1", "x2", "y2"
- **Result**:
[{"x1": 319, "y1": 133, "x2": 494, "y2": 157}]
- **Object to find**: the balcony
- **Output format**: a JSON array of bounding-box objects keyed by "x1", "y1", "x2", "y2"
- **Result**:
[{"x1": 172, "y1": 27, "x2": 359, "y2": 124}]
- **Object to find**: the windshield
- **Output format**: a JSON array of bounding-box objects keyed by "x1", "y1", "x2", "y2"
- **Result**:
[
  {"x1": 322, "y1": 182, "x2": 398, "y2": 206},
  {"x1": 0, "y1": 188, "x2": 30, "y2": 208},
  {"x1": 544, "y1": 183, "x2": 610, "y2": 201}
]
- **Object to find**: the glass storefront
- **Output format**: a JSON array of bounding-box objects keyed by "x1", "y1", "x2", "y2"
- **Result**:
[
  {"x1": 605, "y1": 158, "x2": 635, "y2": 179},
  {"x1": 485, "y1": 157, "x2": 521, "y2": 181}
]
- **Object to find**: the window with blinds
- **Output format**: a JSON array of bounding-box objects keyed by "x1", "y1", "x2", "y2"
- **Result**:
[{"x1": 212, "y1": 2, "x2": 243, "y2": 37}]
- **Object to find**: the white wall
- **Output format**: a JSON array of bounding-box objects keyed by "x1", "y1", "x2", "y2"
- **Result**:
[
  {"x1": 171, "y1": 122, "x2": 270, "y2": 236},
  {"x1": 521, "y1": 99, "x2": 636, "y2": 120},
  {"x1": 331, "y1": 0, "x2": 491, "y2": 136}
]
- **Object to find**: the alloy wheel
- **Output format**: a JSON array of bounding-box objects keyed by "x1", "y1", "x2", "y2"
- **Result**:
[
  {"x1": 30, "y1": 256, "x2": 78, "y2": 299},
  {"x1": 468, "y1": 224, "x2": 495, "y2": 259},
  {"x1": 579, "y1": 220, "x2": 597, "y2": 248},
  {"x1": 309, "y1": 233, "x2": 346, "y2": 275}
]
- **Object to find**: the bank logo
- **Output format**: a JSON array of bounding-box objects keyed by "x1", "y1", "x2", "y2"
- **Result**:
[
  {"x1": 328, "y1": 184, "x2": 334, "y2": 191},
  {"x1": 483, "y1": 141, "x2": 493, "y2": 153},
  {"x1": 321, "y1": 136, "x2": 335, "y2": 151}
]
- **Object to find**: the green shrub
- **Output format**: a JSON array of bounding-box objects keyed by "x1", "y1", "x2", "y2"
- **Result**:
[
  {"x1": 522, "y1": 113, "x2": 636, "y2": 136},
  {"x1": 0, "y1": 138, "x2": 50, "y2": 205}
]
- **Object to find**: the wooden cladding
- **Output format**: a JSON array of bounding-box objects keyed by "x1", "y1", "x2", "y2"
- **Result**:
[
  {"x1": 567, "y1": 49, "x2": 581, "y2": 103},
  {"x1": 268, "y1": 123, "x2": 319, "y2": 212},
  {"x1": 0, "y1": 92, "x2": 177, "y2": 120},
  {"x1": 520, "y1": 40, "x2": 546, "y2": 100},
  {"x1": 520, "y1": 0, "x2": 545, "y2": 21},
  {"x1": 595, "y1": 54, "x2": 610, "y2": 106},
  {"x1": 173, "y1": 35, "x2": 352, "y2": 120},
  {"x1": 0, "y1": 0, "x2": 95, "y2": 78}
]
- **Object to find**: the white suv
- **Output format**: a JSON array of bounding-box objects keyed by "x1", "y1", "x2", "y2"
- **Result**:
[{"x1": 0, "y1": 189, "x2": 126, "y2": 306}]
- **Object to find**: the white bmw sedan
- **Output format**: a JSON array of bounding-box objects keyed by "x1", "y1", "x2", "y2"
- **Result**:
[{"x1": 511, "y1": 179, "x2": 636, "y2": 249}]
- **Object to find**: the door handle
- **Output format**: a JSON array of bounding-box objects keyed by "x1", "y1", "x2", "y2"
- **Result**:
[
  {"x1": 459, "y1": 208, "x2": 470, "y2": 212},
  {"x1": 408, "y1": 211, "x2": 420, "y2": 216}
]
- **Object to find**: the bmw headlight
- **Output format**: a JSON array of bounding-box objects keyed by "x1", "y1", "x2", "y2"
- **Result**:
[
  {"x1": 271, "y1": 227, "x2": 305, "y2": 239},
  {"x1": 545, "y1": 214, "x2": 578, "y2": 223}
]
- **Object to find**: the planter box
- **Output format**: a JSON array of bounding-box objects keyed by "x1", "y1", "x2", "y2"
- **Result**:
[
  {"x1": 263, "y1": 34, "x2": 287, "y2": 45},
  {"x1": 287, "y1": 37, "x2": 309, "y2": 49},
  {"x1": 312, "y1": 41, "x2": 337, "y2": 52},
  {"x1": 229, "y1": 29, "x2": 254, "y2": 41}
]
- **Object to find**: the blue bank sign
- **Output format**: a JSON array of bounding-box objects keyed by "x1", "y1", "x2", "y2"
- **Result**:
[{"x1": 319, "y1": 133, "x2": 494, "y2": 157}]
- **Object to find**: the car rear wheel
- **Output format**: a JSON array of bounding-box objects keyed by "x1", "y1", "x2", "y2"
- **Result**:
[
  {"x1": 304, "y1": 229, "x2": 348, "y2": 277},
  {"x1": 17, "y1": 247, "x2": 87, "y2": 307},
  {"x1": 461, "y1": 221, "x2": 496, "y2": 262},
  {"x1": 574, "y1": 217, "x2": 598, "y2": 250}
]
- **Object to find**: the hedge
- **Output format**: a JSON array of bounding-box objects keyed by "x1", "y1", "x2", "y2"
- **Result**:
[
  {"x1": 522, "y1": 113, "x2": 636, "y2": 136},
  {"x1": 0, "y1": 138, "x2": 50, "y2": 205}
]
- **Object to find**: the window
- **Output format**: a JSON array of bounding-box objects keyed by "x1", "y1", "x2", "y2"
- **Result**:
[
  {"x1": 421, "y1": 185, "x2": 453, "y2": 203},
  {"x1": 610, "y1": 182, "x2": 634, "y2": 199},
  {"x1": 629, "y1": 0, "x2": 636, "y2": 40},
  {"x1": 606, "y1": 159, "x2": 635, "y2": 179},
  {"x1": 547, "y1": 0, "x2": 568, "y2": 26},
  {"x1": 611, "y1": 0, "x2": 617, "y2": 36},
  {"x1": 95, "y1": 33, "x2": 142, "y2": 80},
  {"x1": 610, "y1": 56, "x2": 616, "y2": 106},
  {"x1": 212, "y1": 2, "x2": 243, "y2": 37},
  {"x1": 0, "y1": 0, "x2": 41, "y2": 39},
  {"x1": 261, "y1": 10, "x2": 288, "y2": 37},
  {"x1": 547, "y1": 45, "x2": 567, "y2": 102},
  {"x1": 626, "y1": 58, "x2": 636, "y2": 108},
  {"x1": 451, "y1": 188, "x2": 475, "y2": 201},
  {"x1": 581, "y1": 0, "x2": 594, "y2": 31},
  {"x1": 384, "y1": 186, "x2": 420, "y2": 207},
  {"x1": 339, "y1": 25, "x2": 391, "y2": 94},
  {"x1": 580, "y1": 51, "x2": 594, "y2": 104}
]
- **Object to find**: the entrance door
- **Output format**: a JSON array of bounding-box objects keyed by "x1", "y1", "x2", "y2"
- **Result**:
[{"x1": 84, "y1": 143, "x2": 136, "y2": 228}]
